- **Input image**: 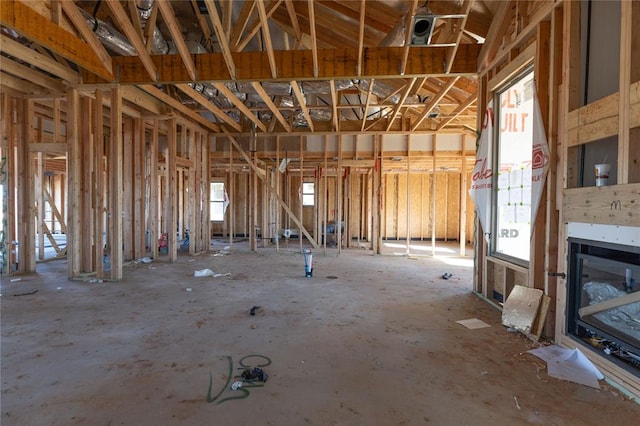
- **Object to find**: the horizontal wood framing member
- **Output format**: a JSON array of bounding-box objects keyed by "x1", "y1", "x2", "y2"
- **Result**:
[
  {"x1": 81, "y1": 45, "x2": 482, "y2": 85},
  {"x1": 562, "y1": 183, "x2": 640, "y2": 227},
  {"x1": 567, "y1": 80, "x2": 640, "y2": 147}
]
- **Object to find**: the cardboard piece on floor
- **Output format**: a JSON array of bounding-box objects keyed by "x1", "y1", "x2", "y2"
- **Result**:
[
  {"x1": 456, "y1": 318, "x2": 491, "y2": 329},
  {"x1": 528, "y1": 345, "x2": 604, "y2": 389},
  {"x1": 527, "y1": 294, "x2": 551, "y2": 342},
  {"x1": 502, "y1": 285, "x2": 543, "y2": 334}
]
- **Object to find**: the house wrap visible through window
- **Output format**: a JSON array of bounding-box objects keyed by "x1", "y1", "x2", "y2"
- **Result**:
[{"x1": 492, "y1": 69, "x2": 536, "y2": 264}]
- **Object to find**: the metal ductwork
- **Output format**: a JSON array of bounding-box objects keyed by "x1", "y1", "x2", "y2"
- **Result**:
[
  {"x1": 379, "y1": 5, "x2": 431, "y2": 47},
  {"x1": 79, "y1": 8, "x2": 137, "y2": 56},
  {"x1": 136, "y1": 0, "x2": 169, "y2": 54}
]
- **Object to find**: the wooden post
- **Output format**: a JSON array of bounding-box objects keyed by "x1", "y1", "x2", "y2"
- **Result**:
[
  {"x1": 323, "y1": 136, "x2": 328, "y2": 254},
  {"x1": 337, "y1": 135, "x2": 343, "y2": 254},
  {"x1": 203, "y1": 133, "x2": 210, "y2": 250},
  {"x1": 251, "y1": 147, "x2": 258, "y2": 251},
  {"x1": 431, "y1": 136, "x2": 437, "y2": 256},
  {"x1": 109, "y1": 87, "x2": 124, "y2": 279},
  {"x1": 544, "y1": 5, "x2": 563, "y2": 336},
  {"x1": 188, "y1": 128, "x2": 196, "y2": 255},
  {"x1": 276, "y1": 136, "x2": 280, "y2": 252},
  {"x1": 372, "y1": 134, "x2": 381, "y2": 254},
  {"x1": 134, "y1": 117, "x2": 145, "y2": 259},
  {"x1": 459, "y1": 137, "x2": 468, "y2": 256},
  {"x1": 36, "y1": 149, "x2": 44, "y2": 261},
  {"x1": 300, "y1": 136, "x2": 304, "y2": 252},
  {"x1": 229, "y1": 137, "x2": 234, "y2": 247},
  {"x1": 67, "y1": 89, "x2": 81, "y2": 278},
  {"x1": 148, "y1": 119, "x2": 159, "y2": 260},
  {"x1": 193, "y1": 130, "x2": 202, "y2": 253},
  {"x1": 166, "y1": 117, "x2": 178, "y2": 262},
  {"x1": 406, "y1": 134, "x2": 411, "y2": 255},
  {"x1": 123, "y1": 117, "x2": 134, "y2": 260},
  {"x1": 618, "y1": 0, "x2": 631, "y2": 184},
  {"x1": 530, "y1": 20, "x2": 550, "y2": 292},
  {"x1": 555, "y1": 0, "x2": 581, "y2": 339},
  {"x1": 80, "y1": 97, "x2": 92, "y2": 272},
  {"x1": 18, "y1": 99, "x2": 35, "y2": 272},
  {"x1": 94, "y1": 90, "x2": 105, "y2": 278},
  {"x1": 3, "y1": 97, "x2": 16, "y2": 275}
]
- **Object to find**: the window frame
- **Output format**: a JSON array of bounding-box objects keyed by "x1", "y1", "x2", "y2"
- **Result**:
[
  {"x1": 490, "y1": 66, "x2": 536, "y2": 267},
  {"x1": 302, "y1": 181, "x2": 315, "y2": 207},
  {"x1": 209, "y1": 181, "x2": 226, "y2": 222}
]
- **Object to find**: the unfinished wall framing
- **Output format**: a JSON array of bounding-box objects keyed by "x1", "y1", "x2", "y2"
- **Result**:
[
  {"x1": 210, "y1": 133, "x2": 475, "y2": 255},
  {"x1": 0, "y1": 89, "x2": 211, "y2": 279},
  {"x1": 473, "y1": 0, "x2": 640, "y2": 398}
]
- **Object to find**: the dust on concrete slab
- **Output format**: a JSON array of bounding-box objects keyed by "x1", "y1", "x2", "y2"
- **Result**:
[{"x1": 2, "y1": 243, "x2": 639, "y2": 425}]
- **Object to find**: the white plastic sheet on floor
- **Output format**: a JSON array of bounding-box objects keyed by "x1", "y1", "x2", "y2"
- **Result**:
[
  {"x1": 527, "y1": 345, "x2": 604, "y2": 388},
  {"x1": 194, "y1": 268, "x2": 231, "y2": 278}
]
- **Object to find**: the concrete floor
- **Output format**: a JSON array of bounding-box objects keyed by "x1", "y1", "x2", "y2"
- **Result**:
[{"x1": 1, "y1": 241, "x2": 639, "y2": 425}]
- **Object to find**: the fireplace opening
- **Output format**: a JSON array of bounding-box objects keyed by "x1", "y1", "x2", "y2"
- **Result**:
[{"x1": 567, "y1": 237, "x2": 640, "y2": 374}]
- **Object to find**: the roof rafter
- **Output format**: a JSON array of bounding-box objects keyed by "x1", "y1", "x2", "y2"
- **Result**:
[
  {"x1": 190, "y1": 0, "x2": 214, "y2": 52},
  {"x1": 386, "y1": 78, "x2": 417, "y2": 131},
  {"x1": 356, "y1": 0, "x2": 366, "y2": 76},
  {"x1": 284, "y1": 0, "x2": 303, "y2": 49},
  {"x1": 361, "y1": 77, "x2": 375, "y2": 132},
  {"x1": 140, "y1": 84, "x2": 221, "y2": 133},
  {"x1": 256, "y1": 0, "x2": 277, "y2": 78},
  {"x1": 156, "y1": 0, "x2": 196, "y2": 81},
  {"x1": 329, "y1": 80, "x2": 339, "y2": 131},
  {"x1": 235, "y1": 0, "x2": 283, "y2": 52},
  {"x1": 400, "y1": 0, "x2": 419, "y2": 76},
  {"x1": 437, "y1": 92, "x2": 477, "y2": 130},
  {"x1": 308, "y1": 0, "x2": 319, "y2": 77},
  {"x1": 411, "y1": 77, "x2": 460, "y2": 131},
  {"x1": 105, "y1": 0, "x2": 157, "y2": 81},
  {"x1": 204, "y1": 0, "x2": 237, "y2": 79},
  {"x1": 0, "y1": 0, "x2": 112, "y2": 80},
  {"x1": 212, "y1": 82, "x2": 267, "y2": 132},
  {"x1": 143, "y1": 2, "x2": 159, "y2": 53},
  {"x1": 174, "y1": 83, "x2": 240, "y2": 132},
  {"x1": 60, "y1": 0, "x2": 112, "y2": 74},
  {"x1": 127, "y1": 0, "x2": 144, "y2": 38},
  {"x1": 446, "y1": 0, "x2": 474, "y2": 73},
  {"x1": 291, "y1": 80, "x2": 314, "y2": 132},
  {"x1": 0, "y1": 34, "x2": 78, "y2": 83},
  {"x1": 251, "y1": 82, "x2": 291, "y2": 132},
  {"x1": 230, "y1": 0, "x2": 256, "y2": 50}
]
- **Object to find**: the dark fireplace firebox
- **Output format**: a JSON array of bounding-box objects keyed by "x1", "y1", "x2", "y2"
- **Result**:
[{"x1": 567, "y1": 231, "x2": 640, "y2": 375}]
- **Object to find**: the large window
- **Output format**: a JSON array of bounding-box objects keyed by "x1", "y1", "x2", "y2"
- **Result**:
[
  {"x1": 302, "y1": 182, "x2": 315, "y2": 206},
  {"x1": 210, "y1": 182, "x2": 226, "y2": 221},
  {"x1": 492, "y1": 69, "x2": 535, "y2": 263}
]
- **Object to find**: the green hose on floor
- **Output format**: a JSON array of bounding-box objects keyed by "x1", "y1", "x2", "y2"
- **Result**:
[{"x1": 206, "y1": 354, "x2": 271, "y2": 404}]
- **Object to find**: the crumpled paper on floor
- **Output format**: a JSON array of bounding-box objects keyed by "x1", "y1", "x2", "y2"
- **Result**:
[{"x1": 527, "y1": 345, "x2": 604, "y2": 388}]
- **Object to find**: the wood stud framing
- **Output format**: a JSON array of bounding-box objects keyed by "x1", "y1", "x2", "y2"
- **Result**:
[{"x1": 11, "y1": 1, "x2": 640, "y2": 397}]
